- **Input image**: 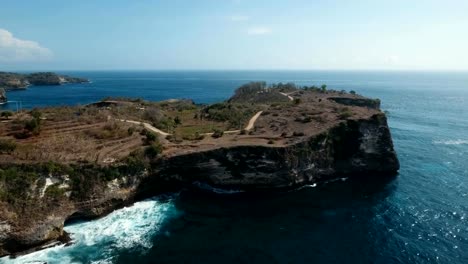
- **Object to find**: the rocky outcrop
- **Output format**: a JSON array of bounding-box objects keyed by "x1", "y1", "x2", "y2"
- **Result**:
[
  {"x1": 0, "y1": 88, "x2": 6, "y2": 104},
  {"x1": 0, "y1": 167, "x2": 148, "y2": 257},
  {"x1": 328, "y1": 97, "x2": 381, "y2": 109},
  {"x1": 154, "y1": 113, "x2": 398, "y2": 189}
]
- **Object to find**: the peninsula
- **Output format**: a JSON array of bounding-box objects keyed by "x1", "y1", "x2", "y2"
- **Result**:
[{"x1": 0, "y1": 82, "x2": 399, "y2": 257}]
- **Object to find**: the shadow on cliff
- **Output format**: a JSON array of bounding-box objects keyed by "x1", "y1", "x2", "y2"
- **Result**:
[{"x1": 115, "y1": 174, "x2": 399, "y2": 264}]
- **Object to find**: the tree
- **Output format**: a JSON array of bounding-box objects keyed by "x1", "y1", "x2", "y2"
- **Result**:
[
  {"x1": 350, "y1": 90, "x2": 356, "y2": 95},
  {"x1": 174, "y1": 116, "x2": 182, "y2": 125},
  {"x1": 321, "y1": 84, "x2": 327, "y2": 92}
]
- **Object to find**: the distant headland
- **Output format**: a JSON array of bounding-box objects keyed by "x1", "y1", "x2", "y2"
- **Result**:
[{"x1": 0, "y1": 72, "x2": 89, "y2": 91}]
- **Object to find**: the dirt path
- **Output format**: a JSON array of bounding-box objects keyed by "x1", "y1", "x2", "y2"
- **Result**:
[
  {"x1": 245, "y1": 111, "x2": 263, "y2": 130},
  {"x1": 117, "y1": 119, "x2": 171, "y2": 136},
  {"x1": 279, "y1": 92, "x2": 294, "y2": 101},
  {"x1": 116, "y1": 110, "x2": 263, "y2": 137}
]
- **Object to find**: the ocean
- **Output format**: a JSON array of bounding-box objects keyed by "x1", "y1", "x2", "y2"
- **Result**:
[{"x1": 1, "y1": 70, "x2": 468, "y2": 264}]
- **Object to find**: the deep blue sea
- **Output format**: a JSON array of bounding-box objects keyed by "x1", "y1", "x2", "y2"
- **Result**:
[{"x1": 2, "y1": 71, "x2": 468, "y2": 264}]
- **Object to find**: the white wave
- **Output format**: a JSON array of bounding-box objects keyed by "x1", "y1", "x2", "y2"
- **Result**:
[
  {"x1": 433, "y1": 139, "x2": 468, "y2": 145},
  {"x1": 1, "y1": 196, "x2": 179, "y2": 264}
]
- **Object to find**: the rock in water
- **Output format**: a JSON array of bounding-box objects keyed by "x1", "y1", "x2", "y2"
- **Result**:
[{"x1": 0, "y1": 88, "x2": 6, "y2": 104}]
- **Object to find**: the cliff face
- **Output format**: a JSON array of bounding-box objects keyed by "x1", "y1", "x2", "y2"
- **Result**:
[
  {"x1": 155, "y1": 113, "x2": 399, "y2": 189},
  {"x1": 0, "y1": 165, "x2": 148, "y2": 257}
]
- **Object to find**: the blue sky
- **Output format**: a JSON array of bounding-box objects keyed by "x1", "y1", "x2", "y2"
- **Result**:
[{"x1": 1, "y1": 0, "x2": 467, "y2": 71}]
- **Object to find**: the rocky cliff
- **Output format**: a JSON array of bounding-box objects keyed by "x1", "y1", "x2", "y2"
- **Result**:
[
  {"x1": 154, "y1": 113, "x2": 398, "y2": 189},
  {"x1": 0, "y1": 83, "x2": 399, "y2": 257}
]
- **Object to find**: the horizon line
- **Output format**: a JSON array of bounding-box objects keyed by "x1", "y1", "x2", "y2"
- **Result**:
[{"x1": 3, "y1": 68, "x2": 468, "y2": 73}]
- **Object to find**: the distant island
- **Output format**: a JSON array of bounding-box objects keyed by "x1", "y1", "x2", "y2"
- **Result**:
[
  {"x1": 0, "y1": 72, "x2": 89, "y2": 91},
  {"x1": 0, "y1": 82, "x2": 399, "y2": 257}
]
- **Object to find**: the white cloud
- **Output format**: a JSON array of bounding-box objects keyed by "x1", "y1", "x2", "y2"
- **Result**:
[
  {"x1": 247, "y1": 26, "x2": 272, "y2": 35},
  {"x1": 229, "y1": 15, "x2": 249, "y2": 22},
  {"x1": 0, "y1": 28, "x2": 52, "y2": 62}
]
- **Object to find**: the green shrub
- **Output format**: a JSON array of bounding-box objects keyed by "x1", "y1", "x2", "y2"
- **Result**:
[
  {"x1": 31, "y1": 109, "x2": 42, "y2": 120},
  {"x1": 45, "y1": 183, "x2": 66, "y2": 200},
  {"x1": 123, "y1": 150, "x2": 147, "y2": 174},
  {"x1": 0, "y1": 139, "x2": 16, "y2": 153},
  {"x1": 293, "y1": 98, "x2": 301, "y2": 105},
  {"x1": 338, "y1": 111, "x2": 352, "y2": 120},
  {"x1": 174, "y1": 116, "x2": 182, "y2": 125},
  {"x1": 127, "y1": 126, "x2": 136, "y2": 136},
  {"x1": 212, "y1": 129, "x2": 224, "y2": 138},
  {"x1": 0, "y1": 111, "x2": 13, "y2": 119},
  {"x1": 145, "y1": 130, "x2": 157, "y2": 144},
  {"x1": 25, "y1": 118, "x2": 41, "y2": 135},
  {"x1": 145, "y1": 141, "x2": 163, "y2": 159}
]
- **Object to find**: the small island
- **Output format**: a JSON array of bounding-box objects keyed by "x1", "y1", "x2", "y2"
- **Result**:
[
  {"x1": 0, "y1": 82, "x2": 399, "y2": 257},
  {"x1": 0, "y1": 72, "x2": 89, "y2": 91}
]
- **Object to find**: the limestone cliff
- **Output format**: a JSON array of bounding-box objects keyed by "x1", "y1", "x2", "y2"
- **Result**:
[{"x1": 154, "y1": 113, "x2": 398, "y2": 189}]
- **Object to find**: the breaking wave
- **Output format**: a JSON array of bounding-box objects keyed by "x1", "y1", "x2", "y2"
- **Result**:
[{"x1": 2, "y1": 196, "x2": 180, "y2": 264}]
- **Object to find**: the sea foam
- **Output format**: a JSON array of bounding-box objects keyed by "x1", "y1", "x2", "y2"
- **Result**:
[
  {"x1": 433, "y1": 139, "x2": 468, "y2": 145},
  {"x1": 1, "y1": 196, "x2": 179, "y2": 264}
]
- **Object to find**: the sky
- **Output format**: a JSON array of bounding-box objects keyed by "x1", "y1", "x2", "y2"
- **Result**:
[{"x1": 1, "y1": 0, "x2": 468, "y2": 71}]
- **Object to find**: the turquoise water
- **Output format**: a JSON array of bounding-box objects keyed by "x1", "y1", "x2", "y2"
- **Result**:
[{"x1": 2, "y1": 71, "x2": 468, "y2": 263}]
